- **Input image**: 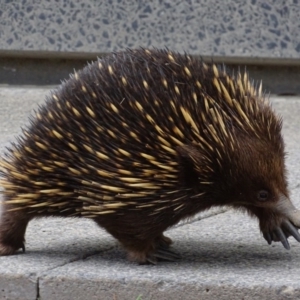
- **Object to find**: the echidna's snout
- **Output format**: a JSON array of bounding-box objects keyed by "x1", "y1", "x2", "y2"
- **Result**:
[{"x1": 262, "y1": 195, "x2": 300, "y2": 250}]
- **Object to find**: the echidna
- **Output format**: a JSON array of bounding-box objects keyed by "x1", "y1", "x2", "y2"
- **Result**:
[{"x1": 1, "y1": 48, "x2": 300, "y2": 264}]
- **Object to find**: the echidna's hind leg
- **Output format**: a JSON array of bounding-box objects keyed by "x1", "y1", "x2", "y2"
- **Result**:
[
  {"x1": 101, "y1": 226, "x2": 180, "y2": 264},
  {"x1": 124, "y1": 234, "x2": 180, "y2": 264},
  {"x1": 157, "y1": 233, "x2": 173, "y2": 248},
  {"x1": 0, "y1": 204, "x2": 30, "y2": 255},
  {"x1": 118, "y1": 236, "x2": 178, "y2": 264}
]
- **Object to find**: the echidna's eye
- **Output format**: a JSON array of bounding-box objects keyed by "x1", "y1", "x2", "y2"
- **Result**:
[{"x1": 257, "y1": 190, "x2": 269, "y2": 201}]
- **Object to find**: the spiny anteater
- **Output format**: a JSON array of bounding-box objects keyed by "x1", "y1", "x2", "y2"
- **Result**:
[{"x1": 1, "y1": 48, "x2": 300, "y2": 264}]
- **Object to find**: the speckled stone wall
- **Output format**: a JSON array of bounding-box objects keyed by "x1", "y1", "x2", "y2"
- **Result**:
[{"x1": 0, "y1": 0, "x2": 300, "y2": 60}]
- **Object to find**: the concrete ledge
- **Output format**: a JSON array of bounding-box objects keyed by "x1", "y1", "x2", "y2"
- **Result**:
[{"x1": 1, "y1": 58, "x2": 300, "y2": 95}]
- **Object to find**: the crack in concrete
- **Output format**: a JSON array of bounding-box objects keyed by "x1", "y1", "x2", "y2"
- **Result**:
[
  {"x1": 36, "y1": 278, "x2": 40, "y2": 300},
  {"x1": 34, "y1": 246, "x2": 116, "y2": 298}
]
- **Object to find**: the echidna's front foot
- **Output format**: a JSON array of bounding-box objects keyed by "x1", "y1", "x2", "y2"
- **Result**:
[{"x1": 263, "y1": 219, "x2": 300, "y2": 250}]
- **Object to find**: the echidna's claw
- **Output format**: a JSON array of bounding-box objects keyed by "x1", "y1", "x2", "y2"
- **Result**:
[
  {"x1": 274, "y1": 227, "x2": 290, "y2": 250},
  {"x1": 264, "y1": 219, "x2": 300, "y2": 250},
  {"x1": 158, "y1": 239, "x2": 171, "y2": 250},
  {"x1": 146, "y1": 256, "x2": 158, "y2": 265},
  {"x1": 282, "y1": 220, "x2": 300, "y2": 242},
  {"x1": 146, "y1": 246, "x2": 181, "y2": 264},
  {"x1": 154, "y1": 246, "x2": 181, "y2": 261},
  {"x1": 263, "y1": 232, "x2": 272, "y2": 245}
]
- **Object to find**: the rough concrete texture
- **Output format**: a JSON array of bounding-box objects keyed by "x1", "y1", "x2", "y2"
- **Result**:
[
  {"x1": 0, "y1": 0, "x2": 300, "y2": 59},
  {"x1": 0, "y1": 87, "x2": 300, "y2": 299}
]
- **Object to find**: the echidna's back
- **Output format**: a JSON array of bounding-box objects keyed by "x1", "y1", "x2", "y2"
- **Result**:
[
  {"x1": 50, "y1": 48, "x2": 216, "y2": 147},
  {"x1": 40, "y1": 48, "x2": 257, "y2": 151}
]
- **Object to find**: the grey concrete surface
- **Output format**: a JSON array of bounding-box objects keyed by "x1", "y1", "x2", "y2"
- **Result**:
[
  {"x1": 1, "y1": 1, "x2": 300, "y2": 60},
  {"x1": 0, "y1": 87, "x2": 300, "y2": 299}
]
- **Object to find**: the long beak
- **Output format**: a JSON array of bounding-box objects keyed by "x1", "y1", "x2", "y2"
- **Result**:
[{"x1": 276, "y1": 195, "x2": 300, "y2": 227}]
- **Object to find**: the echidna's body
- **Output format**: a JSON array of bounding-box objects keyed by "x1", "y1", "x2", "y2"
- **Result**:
[{"x1": 1, "y1": 48, "x2": 300, "y2": 263}]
